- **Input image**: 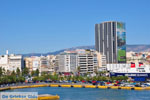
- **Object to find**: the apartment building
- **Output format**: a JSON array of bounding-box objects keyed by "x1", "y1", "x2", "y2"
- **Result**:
[
  {"x1": 127, "y1": 51, "x2": 150, "y2": 65},
  {"x1": 0, "y1": 51, "x2": 23, "y2": 72},
  {"x1": 57, "y1": 49, "x2": 101, "y2": 75},
  {"x1": 24, "y1": 56, "x2": 40, "y2": 73},
  {"x1": 57, "y1": 52, "x2": 77, "y2": 73},
  {"x1": 24, "y1": 55, "x2": 55, "y2": 74},
  {"x1": 77, "y1": 49, "x2": 98, "y2": 75}
]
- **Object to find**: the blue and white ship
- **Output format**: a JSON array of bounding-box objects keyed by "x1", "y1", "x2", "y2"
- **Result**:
[{"x1": 107, "y1": 64, "x2": 150, "y2": 81}]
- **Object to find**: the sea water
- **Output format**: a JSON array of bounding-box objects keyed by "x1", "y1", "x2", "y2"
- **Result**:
[{"x1": 4, "y1": 87, "x2": 150, "y2": 100}]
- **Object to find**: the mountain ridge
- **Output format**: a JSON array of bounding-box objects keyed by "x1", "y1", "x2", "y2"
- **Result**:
[{"x1": 21, "y1": 44, "x2": 150, "y2": 57}]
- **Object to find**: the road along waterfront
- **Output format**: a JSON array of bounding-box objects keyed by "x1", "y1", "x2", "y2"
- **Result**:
[{"x1": 1, "y1": 83, "x2": 150, "y2": 91}]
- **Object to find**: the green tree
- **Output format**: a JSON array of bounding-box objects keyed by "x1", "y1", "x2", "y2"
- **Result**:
[
  {"x1": 98, "y1": 71, "x2": 107, "y2": 76},
  {"x1": 2, "y1": 68, "x2": 5, "y2": 75},
  {"x1": 8, "y1": 75, "x2": 17, "y2": 83},
  {"x1": 66, "y1": 76, "x2": 71, "y2": 81},
  {"x1": 71, "y1": 76, "x2": 76, "y2": 81},
  {"x1": 35, "y1": 69, "x2": 39, "y2": 76},
  {"x1": 38, "y1": 76, "x2": 46, "y2": 81},
  {"x1": 22, "y1": 67, "x2": 29, "y2": 76},
  {"x1": 41, "y1": 72, "x2": 47, "y2": 76},
  {"x1": 51, "y1": 74, "x2": 59, "y2": 81},
  {"x1": 6, "y1": 70, "x2": 11, "y2": 75},
  {"x1": 94, "y1": 67, "x2": 98, "y2": 75},
  {"x1": 77, "y1": 66, "x2": 80, "y2": 75},
  {"x1": 85, "y1": 77, "x2": 91, "y2": 81},
  {"x1": 32, "y1": 77, "x2": 38, "y2": 82},
  {"x1": 18, "y1": 76, "x2": 25, "y2": 82},
  {"x1": 92, "y1": 76, "x2": 97, "y2": 81},
  {"x1": 11, "y1": 70, "x2": 16, "y2": 76},
  {"x1": 101, "y1": 76, "x2": 107, "y2": 81},
  {"x1": 110, "y1": 76, "x2": 128, "y2": 82},
  {"x1": 16, "y1": 68, "x2": 21, "y2": 76},
  {"x1": 78, "y1": 76, "x2": 84, "y2": 81},
  {"x1": 0, "y1": 67, "x2": 3, "y2": 76},
  {"x1": 123, "y1": 76, "x2": 128, "y2": 81},
  {"x1": 31, "y1": 71, "x2": 35, "y2": 76}
]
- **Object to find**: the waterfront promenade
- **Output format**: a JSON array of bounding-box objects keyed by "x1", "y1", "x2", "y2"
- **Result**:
[
  {"x1": 1, "y1": 82, "x2": 150, "y2": 100},
  {"x1": 1, "y1": 82, "x2": 150, "y2": 91}
]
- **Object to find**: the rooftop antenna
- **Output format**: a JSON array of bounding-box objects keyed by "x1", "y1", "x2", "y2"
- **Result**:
[{"x1": 6, "y1": 50, "x2": 9, "y2": 55}]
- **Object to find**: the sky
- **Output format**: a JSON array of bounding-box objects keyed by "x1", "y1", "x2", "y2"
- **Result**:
[{"x1": 0, "y1": 0, "x2": 150, "y2": 54}]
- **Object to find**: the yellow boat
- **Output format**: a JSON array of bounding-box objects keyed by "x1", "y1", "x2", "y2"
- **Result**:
[
  {"x1": 73, "y1": 85, "x2": 83, "y2": 88},
  {"x1": 84, "y1": 85, "x2": 96, "y2": 88},
  {"x1": 60, "y1": 85, "x2": 71, "y2": 88},
  {"x1": 98, "y1": 86, "x2": 108, "y2": 89},
  {"x1": 134, "y1": 87, "x2": 144, "y2": 90},
  {"x1": 50, "y1": 84, "x2": 59, "y2": 87},
  {"x1": 110, "y1": 86, "x2": 119, "y2": 89},
  {"x1": 120, "y1": 87, "x2": 132, "y2": 90},
  {"x1": 38, "y1": 94, "x2": 59, "y2": 100}
]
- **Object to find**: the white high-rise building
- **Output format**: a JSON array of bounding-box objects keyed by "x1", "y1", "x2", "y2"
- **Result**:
[
  {"x1": 57, "y1": 52, "x2": 77, "y2": 73},
  {"x1": 0, "y1": 51, "x2": 23, "y2": 72},
  {"x1": 95, "y1": 21, "x2": 126, "y2": 63},
  {"x1": 57, "y1": 49, "x2": 100, "y2": 75},
  {"x1": 77, "y1": 49, "x2": 98, "y2": 75}
]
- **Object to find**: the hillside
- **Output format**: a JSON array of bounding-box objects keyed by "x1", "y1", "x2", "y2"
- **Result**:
[{"x1": 22, "y1": 45, "x2": 150, "y2": 57}]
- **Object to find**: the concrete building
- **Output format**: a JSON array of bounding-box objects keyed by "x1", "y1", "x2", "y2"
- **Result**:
[
  {"x1": 9, "y1": 54, "x2": 23, "y2": 72},
  {"x1": 0, "y1": 51, "x2": 23, "y2": 72},
  {"x1": 57, "y1": 49, "x2": 100, "y2": 75},
  {"x1": 96, "y1": 51, "x2": 106, "y2": 68},
  {"x1": 95, "y1": 51, "x2": 107, "y2": 71},
  {"x1": 47, "y1": 55, "x2": 57, "y2": 72},
  {"x1": 40, "y1": 56, "x2": 53, "y2": 73},
  {"x1": 0, "y1": 54, "x2": 9, "y2": 71},
  {"x1": 24, "y1": 55, "x2": 56, "y2": 74},
  {"x1": 127, "y1": 51, "x2": 150, "y2": 65},
  {"x1": 24, "y1": 56, "x2": 40, "y2": 73},
  {"x1": 77, "y1": 49, "x2": 98, "y2": 75},
  {"x1": 95, "y1": 21, "x2": 126, "y2": 64},
  {"x1": 57, "y1": 52, "x2": 77, "y2": 73}
]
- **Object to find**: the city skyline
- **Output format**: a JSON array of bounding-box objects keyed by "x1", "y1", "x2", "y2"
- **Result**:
[
  {"x1": 0, "y1": 0, "x2": 150, "y2": 54},
  {"x1": 1, "y1": 0, "x2": 150, "y2": 99}
]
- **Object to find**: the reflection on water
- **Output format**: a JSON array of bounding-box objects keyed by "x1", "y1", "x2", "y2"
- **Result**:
[{"x1": 5, "y1": 87, "x2": 150, "y2": 100}]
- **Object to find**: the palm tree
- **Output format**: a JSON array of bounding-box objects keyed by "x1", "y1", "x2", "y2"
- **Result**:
[{"x1": 77, "y1": 66, "x2": 80, "y2": 76}]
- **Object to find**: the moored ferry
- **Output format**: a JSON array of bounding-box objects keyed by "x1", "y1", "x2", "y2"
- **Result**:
[{"x1": 107, "y1": 63, "x2": 150, "y2": 81}]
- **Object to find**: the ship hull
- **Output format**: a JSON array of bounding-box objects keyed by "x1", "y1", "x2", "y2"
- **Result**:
[{"x1": 110, "y1": 72, "x2": 150, "y2": 78}]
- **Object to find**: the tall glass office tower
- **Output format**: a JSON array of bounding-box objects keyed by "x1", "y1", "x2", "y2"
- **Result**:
[{"x1": 95, "y1": 21, "x2": 126, "y2": 63}]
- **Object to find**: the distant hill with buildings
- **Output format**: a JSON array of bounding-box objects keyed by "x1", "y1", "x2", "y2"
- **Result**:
[
  {"x1": 22, "y1": 44, "x2": 150, "y2": 57},
  {"x1": 127, "y1": 45, "x2": 150, "y2": 52}
]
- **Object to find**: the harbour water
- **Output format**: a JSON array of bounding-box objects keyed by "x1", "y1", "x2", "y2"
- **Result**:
[{"x1": 5, "y1": 87, "x2": 150, "y2": 100}]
